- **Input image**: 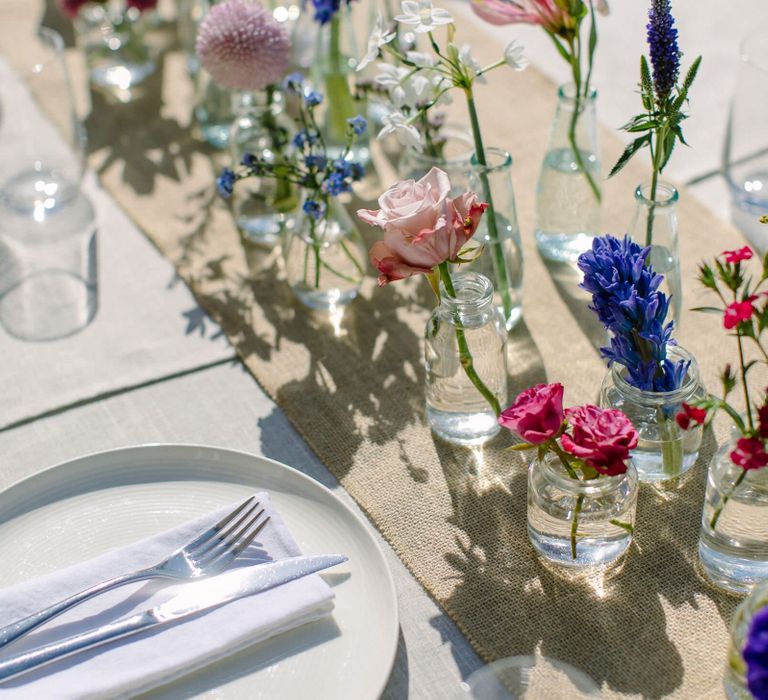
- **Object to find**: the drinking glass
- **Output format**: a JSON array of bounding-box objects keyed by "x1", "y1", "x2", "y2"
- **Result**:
[
  {"x1": 0, "y1": 28, "x2": 96, "y2": 341},
  {"x1": 724, "y1": 29, "x2": 768, "y2": 249}
]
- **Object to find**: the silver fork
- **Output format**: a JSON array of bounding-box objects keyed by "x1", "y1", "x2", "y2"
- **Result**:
[{"x1": 0, "y1": 496, "x2": 270, "y2": 648}]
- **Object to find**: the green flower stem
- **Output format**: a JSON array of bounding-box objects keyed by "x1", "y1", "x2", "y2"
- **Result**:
[
  {"x1": 549, "y1": 443, "x2": 583, "y2": 559},
  {"x1": 657, "y1": 407, "x2": 683, "y2": 478},
  {"x1": 737, "y1": 330, "x2": 754, "y2": 431},
  {"x1": 566, "y1": 37, "x2": 601, "y2": 204},
  {"x1": 711, "y1": 468, "x2": 747, "y2": 530},
  {"x1": 438, "y1": 262, "x2": 501, "y2": 417},
  {"x1": 645, "y1": 166, "x2": 659, "y2": 247},
  {"x1": 464, "y1": 88, "x2": 513, "y2": 323}
]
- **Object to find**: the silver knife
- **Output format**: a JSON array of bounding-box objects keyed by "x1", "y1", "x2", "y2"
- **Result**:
[{"x1": 0, "y1": 554, "x2": 346, "y2": 683}]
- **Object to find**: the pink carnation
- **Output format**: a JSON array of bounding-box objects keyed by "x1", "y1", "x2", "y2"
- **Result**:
[
  {"x1": 126, "y1": 0, "x2": 158, "y2": 11},
  {"x1": 196, "y1": 0, "x2": 290, "y2": 91},
  {"x1": 560, "y1": 405, "x2": 638, "y2": 476}
]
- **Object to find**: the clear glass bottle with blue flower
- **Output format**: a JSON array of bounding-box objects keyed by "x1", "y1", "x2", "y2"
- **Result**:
[
  {"x1": 579, "y1": 236, "x2": 705, "y2": 483},
  {"x1": 217, "y1": 75, "x2": 367, "y2": 310},
  {"x1": 724, "y1": 581, "x2": 768, "y2": 699}
]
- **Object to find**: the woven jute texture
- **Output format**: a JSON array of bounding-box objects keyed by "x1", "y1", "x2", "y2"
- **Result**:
[{"x1": 2, "y1": 2, "x2": 753, "y2": 697}]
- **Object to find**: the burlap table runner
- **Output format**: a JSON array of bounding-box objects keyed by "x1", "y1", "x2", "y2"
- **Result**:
[{"x1": 2, "y1": 2, "x2": 753, "y2": 697}]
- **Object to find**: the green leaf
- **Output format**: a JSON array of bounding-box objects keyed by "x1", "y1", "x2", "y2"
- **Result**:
[
  {"x1": 508, "y1": 442, "x2": 538, "y2": 451},
  {"x1": 625, "y1": 120, "x2": 659, "y2": 133},
  {"x1": 609, "y1": 134, "x2": 650, "y2": 178},
  {"x1": 672, "y1": 56, "x2": 702, "y2": 112},
  {"x1": 547, "y1": 32, "x2": 572, "y2": 63},
  {"x1": 640, "y1": 55, "x2": 654, "y2": 110},
  {"x1": 690, "y1": 306, "x2": 725, "y2": 314},
  {"x1": 659, "y1": 127, "x2": 678, "y2": 171},
  {"x1": 587, "y1": 0, "x2": 598, "y2": 73}
]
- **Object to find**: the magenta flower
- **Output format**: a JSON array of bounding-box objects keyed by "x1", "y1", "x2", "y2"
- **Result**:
[
  {"x1": 470, "y1": 0, "x2": 573, "y2": 35},
  {"x1": 126, "y1": 0, "x2": 158, "y2": 11},
  {"x1": 499, "y1": 383, "x2": 565, "y2": 445},
  {"x1": 561, "y1": 405, "x2": 638, "y2": 476},
  {"x1": 196, "y1": 0, "x2": 291, "y2": 91}
]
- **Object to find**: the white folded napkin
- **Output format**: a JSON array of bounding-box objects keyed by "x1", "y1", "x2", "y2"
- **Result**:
[{"x1": 0, "y1": 493, "x2": 336, "y2": 699}]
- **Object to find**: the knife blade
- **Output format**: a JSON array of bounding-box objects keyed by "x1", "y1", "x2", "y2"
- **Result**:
[{"x1": 0, "y1": 554, "x2": 346, "y2": 683}]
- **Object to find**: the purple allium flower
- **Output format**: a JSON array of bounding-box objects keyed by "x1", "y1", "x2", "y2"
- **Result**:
[
  {"x1": 578, "y1": 235, "x2": 687, "y2": 392},
  {"x1": 196, "y1": 0, "x2": 290, "y2": 91},
  {"x1": 746, "y1": 606, "x2": 768, "y2": 700},
  {"x1": 646, "y1": 0, "x2": 680, "y2": 104}
]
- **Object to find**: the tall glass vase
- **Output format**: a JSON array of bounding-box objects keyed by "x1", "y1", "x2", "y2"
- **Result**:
[
  {"x1": 282, "y1": 196, "x2": 366, "y2": 309},
  {"x1": 74, "y1": 4, "x2": 157, "y2": 104},
  {"x1": 229, "y1": 90, "x2": 298, "y2": 247},
  {"x1": 313, "y1": 7, "x2": 369, "y2": 165},
  {"x1": 467, "y1": 148, "x2": 523, "y2": 331},
  {"x1": 627, "y1": 182, "x2": 682, "y2": 326},
  {"x1": 425, "y1": 271, "x2": 507, "y2": 445},
  {"x1": 535, "y1": 85, "x2": 601, "y2": 263}
]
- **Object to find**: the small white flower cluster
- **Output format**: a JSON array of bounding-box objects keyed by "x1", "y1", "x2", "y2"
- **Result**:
[{"x1": 357, "y1": 0, "x2": 528, "y2": 151}]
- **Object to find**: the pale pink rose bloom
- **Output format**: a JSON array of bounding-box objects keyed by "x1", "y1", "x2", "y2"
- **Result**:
[
  {"x1": 470, "y1": 0, "x2": 571, "y2": 34},
  {"x1": 358, "y1": 168, "x2": 487, "y2": 286}
]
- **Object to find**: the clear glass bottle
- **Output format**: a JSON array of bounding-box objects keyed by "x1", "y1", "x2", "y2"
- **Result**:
[
  {"x1": 599, "y1": 346, "x2": 706, "y2": 483},
  {"x1": 229, "y1": 90, "x2": 298, "y2": 247},
  {"x1": 699, "y1": 442, "x2": 768, "y2": 595},
  {"x1": 312, "y1": 6, "x2": 370, "y2": 165},
  {"x1": 425, "y1": 271, "x2": 507, "y2": 445},
  {"x1": 627, "y1": 182, "x2": 682, "y2": 326},
  {"x1": 535, "y1": 85, "x2": 601, "y2": 263},
  {"x1": 724, "y1": 581, "x2": 768, "y2": 700},
  {"x1": 194, "y1": 72, "x2": 241, "y2": 150},
  {"x1": 467, "y1": 148, "x2": 524, "y2": 331},
  {"x1": 282, "y1": 196, "x2": 366, "y2": 309},
  {"x1": 74, "y1": 3, "x2": 157, "y2": 104},
  {"x1": 398, "y1": 124, "x2": 473, "y2": 195},
  {"x1": 527, "y1": 454, "x2": 638, "y2": 569}
]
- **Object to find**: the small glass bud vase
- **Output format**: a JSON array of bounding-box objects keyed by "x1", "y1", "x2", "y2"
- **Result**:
[
  {"x1": 724, "y1": 581, "x2": 768, "y2": 700},
  {"x1": 535, "y1": 85, "x2": 601, "y2": 263},
  {"x1": 466, "y1": 148, "x2": 524, "y2": 331},
  {"x1": 598, "y1": 346, "x2": 706, "y2": 483},
  {"x1": 527, "y1": 454, "x2": 638, "y2": 569},
  {"x1": 282, "y1": 196, "x2": 366, "y2": 309},
  {"x1": 699, "y1": 442, "x2": 768, "y2": 595},
  {"x1": 229, "y1": 90, "x2": 298, "y2": 247},
  {"x1": 425, "y1": 272, "x2": 508, "y2": 445},
  {"x1": 627, "y1": 183, "x2": 682, "y2": 326},
  {"x1": 398, "y1": 124, "x2": 473, "y2": 194},
  {"x1": 74, "y1": 4, "x2": 157, "y2": 104}
]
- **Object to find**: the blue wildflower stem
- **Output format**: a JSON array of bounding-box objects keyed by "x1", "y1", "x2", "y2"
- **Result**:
[
  {"x1": 437, "y1": 262, "x2": 501, "y2": 417},
  {"x1": 464, "y1": 89, "x2": 513, "y2": 324}
]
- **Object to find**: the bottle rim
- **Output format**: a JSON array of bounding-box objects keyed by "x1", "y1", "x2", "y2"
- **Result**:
[
  {"x1": 438, "y1": 271, "x2": 495, "y2": 312},
  {"x1": 470, "y1": 147, "x2": 512, "y2": 175},
  {"x1": 634, "y1": 182, "x2": 679, "y2": 207},
  {"x1": 557, "y1": 83, "x2": 599, "y2": 102},
  {"x1": 609, "y1": 344, "x2": 700, "y2": 405}
]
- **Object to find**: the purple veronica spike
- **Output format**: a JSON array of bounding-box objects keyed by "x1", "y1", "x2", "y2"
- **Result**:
[
  {"x1": 578, "y1": 235, "x2": 687, "y2": 392},
  {"x1": 647, "y1": 0, "x2": 681, "y2": 104}
]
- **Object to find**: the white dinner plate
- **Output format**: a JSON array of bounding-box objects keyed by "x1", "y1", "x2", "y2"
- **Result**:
[{"x1": 0, "y1": 444, "x2": 399, "y2": 699}]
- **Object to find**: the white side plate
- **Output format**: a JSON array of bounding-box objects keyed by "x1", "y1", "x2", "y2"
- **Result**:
[{"x1": 0, "y1": 444, "x2": 399, "y2": 699}]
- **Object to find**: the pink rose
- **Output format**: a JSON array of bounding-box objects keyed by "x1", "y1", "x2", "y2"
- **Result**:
[
  {"x1": 498, "y1": 383, "x2": 565, "y2": 444},
  {"x1": 560, "y1": 405, "x2": 638, "y2": 476},
  {"x1": 357, "y1": 168, "x2": 487, "y2": 286}
]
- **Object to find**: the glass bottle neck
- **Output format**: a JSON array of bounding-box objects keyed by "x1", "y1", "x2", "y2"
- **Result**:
[{"x1": 439, "y1": 272, "x2": 496, "y2": 326}]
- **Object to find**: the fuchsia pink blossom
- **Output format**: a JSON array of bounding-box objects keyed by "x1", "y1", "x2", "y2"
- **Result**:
[{"x1": 498, "y1": 383, "x2": 564, "y2": 445}]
